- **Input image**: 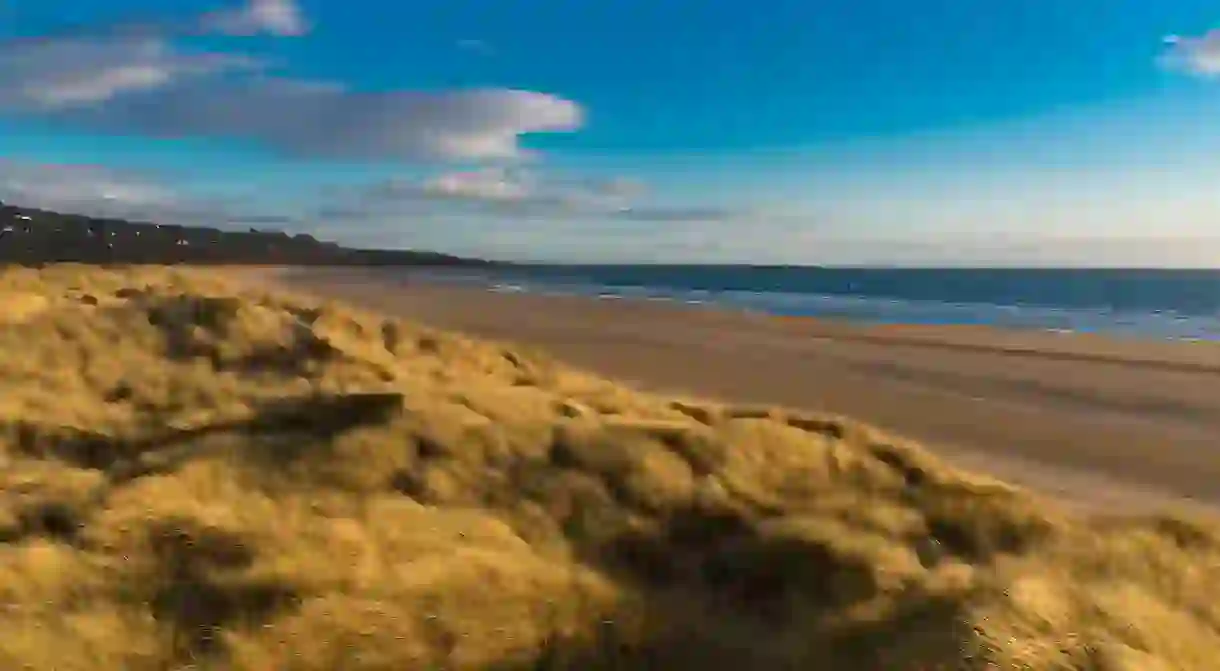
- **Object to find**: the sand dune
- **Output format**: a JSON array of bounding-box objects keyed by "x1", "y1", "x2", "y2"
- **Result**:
[{"x1": 1, "y1": 264, "x2": 1218, "y2": 669}]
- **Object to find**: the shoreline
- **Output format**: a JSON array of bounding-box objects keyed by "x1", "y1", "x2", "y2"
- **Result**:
[
  {"x1": 257, "y1": 265, "x2": 1220, "y2": 372},
  {"x1": 231, "y1": 265, "x2": 1220, "y2": 514},
  {"x1": 414, "y1": 266, "x2": 1220, "y2": 344}
]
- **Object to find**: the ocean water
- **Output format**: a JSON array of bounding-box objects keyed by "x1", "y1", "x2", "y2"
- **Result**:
[{"x1": 410, "y1": 266, "x2": 1220, "y2": 341}]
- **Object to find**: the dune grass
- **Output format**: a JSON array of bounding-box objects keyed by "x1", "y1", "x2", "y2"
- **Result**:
[{"x1": 0, "y1": 264, "x2": 1217, "y2": 670}]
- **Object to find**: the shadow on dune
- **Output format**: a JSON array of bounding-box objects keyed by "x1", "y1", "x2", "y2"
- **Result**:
[
  {"x1": 481, "y1": 501, "x2": 973, "y2": 670},
  {"x1": 5, "y1": 391, "x2": 406, "y2": 486}
]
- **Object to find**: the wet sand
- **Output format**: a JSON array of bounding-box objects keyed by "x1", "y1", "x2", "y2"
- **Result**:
[{"x1": 254, "y1": 267, "x2": 1220, "y2": 514}]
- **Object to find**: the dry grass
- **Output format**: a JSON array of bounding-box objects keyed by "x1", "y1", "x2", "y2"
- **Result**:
[{"x1": 0, "y1": 264, "x2": 1217, "y2": 670}]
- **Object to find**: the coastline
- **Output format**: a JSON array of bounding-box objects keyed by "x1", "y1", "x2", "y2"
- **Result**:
[
  {"x1": 424, "y1": 265, "x2": 1220, "y2": 343},
  {"x1": 239, "y1": 265, "x2": 1220, "y2": 514},
  {"x1": 264, "y1": 265, "x2": 1220, "y2": 372}
]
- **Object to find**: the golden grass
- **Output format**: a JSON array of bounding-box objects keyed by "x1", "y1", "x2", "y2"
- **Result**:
[{"x1": 0, "y1": 264, "x2": 1217, "y2": 670}]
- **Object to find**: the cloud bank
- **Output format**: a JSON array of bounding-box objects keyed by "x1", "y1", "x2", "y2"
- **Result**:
[
  {"x1": 321, "y1": 167, "x2": 639, "y2": 221},
  {"x1": 0, "y1": 0, "x2": 584, "y2": 161},
  {"x1": 318, "y1": 168, "x2": 764, "y2": 226},
  {"x1": 0, "y1": 35, "x2": 260, "y2": 109},
  {"x1": 45, "y1": 82, "x2": 583, "y2": 161}
]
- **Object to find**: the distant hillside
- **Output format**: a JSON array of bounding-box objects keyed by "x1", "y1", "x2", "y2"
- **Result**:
[{"x1": 0, "y1": 201, "x2": 494, "y2": 267}]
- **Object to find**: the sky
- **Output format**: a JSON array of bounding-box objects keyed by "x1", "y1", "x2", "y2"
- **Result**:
[{"x1": 2, "y1": 0, "x2": 1220, "y2": 265}]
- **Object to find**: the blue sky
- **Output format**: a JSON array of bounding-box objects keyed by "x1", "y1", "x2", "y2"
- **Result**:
[{"x1": 2, "y1": 0, "x2": 1220, "y2": 265}]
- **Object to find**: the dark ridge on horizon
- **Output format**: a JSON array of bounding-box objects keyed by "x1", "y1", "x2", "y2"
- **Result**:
[{"x1": 0, "y1": 200, "x2": 498, "y2": 268}]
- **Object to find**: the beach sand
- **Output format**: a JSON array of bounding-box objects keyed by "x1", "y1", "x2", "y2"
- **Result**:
[{"x1": 267, "y1": 266, "x2": 1220, "y2": 513}]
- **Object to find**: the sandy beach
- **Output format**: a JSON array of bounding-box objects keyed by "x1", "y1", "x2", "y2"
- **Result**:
[{"x1": 268, "y1": 266, "x2": 1220, "y2": 513}]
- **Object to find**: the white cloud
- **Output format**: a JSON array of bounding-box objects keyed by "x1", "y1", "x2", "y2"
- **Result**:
[
  {"x1": 410, "y1": 168, "x2": 634, "y2": 210},
  {"x1": 421, "y1": 167, "x2": 535, "y2": 201},
  {"x1": 200, "y1": 0, "x2": 309, "y2": 37},
  {"x1": 45, "y1": 81, "x2": 583, "y2": 161},
  {"x1": 310, "y1": 168, "x2": 783, "y2": 237},
  {"x1": 345, "y1": 168, "x2": 645, "y2": 218},
  {"x1": 0, "y1": 36, "x2": 258, "y2": 109},
  {"x1": 1161, "y1": 30, "x2": 1220, "y2": 77}
]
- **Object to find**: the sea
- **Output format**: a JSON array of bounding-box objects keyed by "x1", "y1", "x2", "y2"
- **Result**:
[{"x1": 408, "y1": 266, "x2": 1220, "y2": 342}]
